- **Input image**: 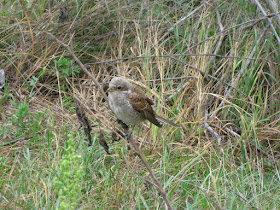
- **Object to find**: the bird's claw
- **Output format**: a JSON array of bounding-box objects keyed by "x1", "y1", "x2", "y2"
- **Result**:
[{"x1": 124, "y1": 131, "x2": 133, "y2": 140}]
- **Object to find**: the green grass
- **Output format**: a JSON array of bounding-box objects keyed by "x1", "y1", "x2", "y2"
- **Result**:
[{"x1": 1, "y1": 0, "x2": 280, "y2": 209}]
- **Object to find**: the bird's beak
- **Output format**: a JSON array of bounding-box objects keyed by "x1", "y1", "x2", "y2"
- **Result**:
[{"x1": 106, "y1": 87, "x2": 116, "y2": 93}]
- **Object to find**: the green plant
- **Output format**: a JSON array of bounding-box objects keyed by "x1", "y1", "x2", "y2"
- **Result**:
[
  {"x1": 9, "y1": 102, "x2": 31, "y2": 137},
  {"x1": 0, "y1": 80, "x2": 13, "y2": 107},
  {"x1": 54, "y1": 132, "x2": 84, "y2": 210},
  {"x1": 52, "y1": 57, "x2": 80, "y2": 79}
]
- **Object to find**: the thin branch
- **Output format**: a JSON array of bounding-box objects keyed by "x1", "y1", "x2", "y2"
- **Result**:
[
  {"x1": 211, "y1": 5, "x2": 225, "y2": 63},
  {"x1": 158, "y1": 3, "x2": 205, "y2": 43},
  {"x1": 128, "y1": 135, "x2": 173, "y2": 210},
  {"x1": 86, "y1": 52, "x2": 272, "y2": 100},
  {"x1": 204, "y1": 107, "x2": 222, "y2": 145},
  {"x1": 203, "y1": 4, "x2": 224, "y2": 146},
  {"x1": 168, "y1": 56, "x2": 250, "y2": 99},
  {"x1": 166, "y1": 80, "x2": 190, "y2": 102},
  {"x1": 85, "y1": 53, "x2": 280, "y2": 66},
  {"x1": 252, "y1": 0, "x2": 280, "y2": 46},
  {"x1": 45, "y1": 32, "x2": 109, "y2": 104},
  {"x1": 183, "y1": 12, "x2": 280, "y2": 54},
  {"x1": 85, "y1": 53, "x2": 252, "y2": 99},
  {"x1": 210, "y1": 24, "x2": 270, "y2": 119},
  {"x1": 264, "y1": 0, "x2": 280, "y2": 27},
  {"x1": 148, "y1": 76, "x2": 198, "y2": 82},
  {"x1": 230, "y1": 188, "x2": 258, "y2": 209},
  {"x1": 0, "y1": 138, "x2": 25, "y2": 147}
]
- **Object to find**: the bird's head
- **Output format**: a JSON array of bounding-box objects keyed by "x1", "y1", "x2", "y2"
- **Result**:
[{"x1": 107, "y1": 77, "x2": 131, "y2": 93}]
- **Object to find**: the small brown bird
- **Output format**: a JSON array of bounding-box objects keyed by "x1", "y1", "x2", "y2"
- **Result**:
[{"x1": 107, "y1": 77, "x2": 179, "y2": 137}]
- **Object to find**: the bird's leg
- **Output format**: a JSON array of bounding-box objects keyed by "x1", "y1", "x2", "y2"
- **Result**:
[
  {"x1": 116, "y1": 119, "x2": 134, "y2": 140},
  {"x1": 116, "y1": 119, "x2": 131, "y2": 139},
  {"x1": 125, "y1": 126, "x2": 135, "y2": 140},
  {"x1": 116, "y1": 119, "x2": 129, "y2": 129}
]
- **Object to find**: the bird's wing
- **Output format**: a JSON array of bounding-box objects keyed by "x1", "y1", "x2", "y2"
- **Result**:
[
  {"x1": 131, "y1": 86, "x2": 154, "y2": 105},
  {"x1": 128, "y1": 92, "x2": 162, "y2": 127}
]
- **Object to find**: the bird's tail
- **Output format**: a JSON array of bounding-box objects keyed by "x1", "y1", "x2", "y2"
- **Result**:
[{"x1": 155, "y1": 116, "x2": 180, "y2": 128}]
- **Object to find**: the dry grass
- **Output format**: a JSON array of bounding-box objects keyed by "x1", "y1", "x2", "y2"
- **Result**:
[{"x1": 1, "y1": 0, "x2": 280, "y2": 209}]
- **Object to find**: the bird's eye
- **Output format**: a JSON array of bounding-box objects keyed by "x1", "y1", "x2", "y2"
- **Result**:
[{"x1": 117, "y1": 86, "x2": 122, "y2": 89}]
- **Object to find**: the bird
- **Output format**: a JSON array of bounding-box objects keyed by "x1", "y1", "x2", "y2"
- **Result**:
[{"x1": 107, "y1": 77, "x2": 179, "y2": 138}]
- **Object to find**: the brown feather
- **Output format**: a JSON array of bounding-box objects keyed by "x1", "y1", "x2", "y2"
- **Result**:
[
  {"x1": 131, "y1": 86, "x2": 154, "y2": 105},
  {"x1": 128, "y1": 92, "x2": 162, "y2": 127}
]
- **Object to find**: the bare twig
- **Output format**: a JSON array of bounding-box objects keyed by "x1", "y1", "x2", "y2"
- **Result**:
[
  {"x1": 230, "y1": 188, "x2": 258, "y2": 209},
  {"x1": 45, "y1": 32, "x2": 109, "y2": 104},
  {"x1": 210, "y1": 24, "x2": 270, "y2": 119},
  {"x1": 127, "y1": 133, "x2": 173, "y2": 210},
  {"x1": 202, "y1": 5, "x2": 224, "y2": 146},
  {"x1": 86, "y1": 53, "x2": 252, "y2": 99},
  {"x1": 85, "y1": 53, "x2": 280, "y2": 66},
  {"x1": 252, "y1": 0, "x2": 280, "y2": 46},
  {"x1": 204, "y1": 107, "x2": 222, "y2": 145},
  {"x1": 166, "y1": 80, "x2": 190, "y2": 102},
  {"x1": 224, "y1": 127, "x2": 241, "y2": 138},
  {"x1": 147, "y1": 76, "x2": 198, "y2": 82},
  {"x1": 183, "y1": 12, "x2": 280, "y2": 54},
  {"x1": 264, "y1": 0, "x2": 280, "y2": 26},
  {"x1": 0, "y1": 138, "x2": 25, "y2": 147},
  {"x1": 158, "y1": 4, "x2": 205, "y2": 43},
  {"x1": 211, "y1": 5, "x2": 225, "y2": 63},
  {"x1": 168, "y1": 56, "x2": 250, "y2": 99}
]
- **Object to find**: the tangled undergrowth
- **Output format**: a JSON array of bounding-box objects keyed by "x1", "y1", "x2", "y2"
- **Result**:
[{"x1": 1, "y1": 0, "x2": 280, "y2": 209}]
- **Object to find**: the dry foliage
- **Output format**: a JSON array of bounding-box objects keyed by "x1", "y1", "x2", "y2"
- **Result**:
[{"x1": 1, "y1": 0, "x2": 280, "y2": 209}]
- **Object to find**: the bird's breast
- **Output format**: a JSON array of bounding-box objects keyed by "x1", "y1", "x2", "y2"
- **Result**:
[{"x1": 108, "y1": 91, "x2": 144, "y2": 126}]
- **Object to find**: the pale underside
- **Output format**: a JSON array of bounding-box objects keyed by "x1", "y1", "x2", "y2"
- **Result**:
[{"x1": 108, "y1": 90, "x2": 145, "y2": 126}]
